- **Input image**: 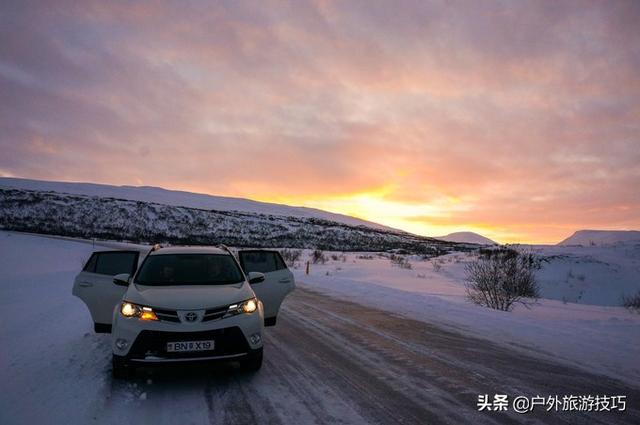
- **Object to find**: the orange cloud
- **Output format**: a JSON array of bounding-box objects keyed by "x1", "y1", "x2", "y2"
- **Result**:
[{"x1": 1, "y1": 0, "x2": 639, "y2": 244}]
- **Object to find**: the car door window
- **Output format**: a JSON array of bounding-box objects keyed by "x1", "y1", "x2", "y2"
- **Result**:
[
  {"x1": 94, "y1": 252, "x2": 138, "y2": 276},
  {"x1": 83, "y1": 253, "x2": 98, "y2": 272},
  {"x1": 240, "y1": 251, "x2": 282, "y2": 274},
  {"x1": 236, "y1": 250, "x2": 295, "y2": 321},
  {"x1": 274, "y1": 253, "x2": 287, "y2": 270}
]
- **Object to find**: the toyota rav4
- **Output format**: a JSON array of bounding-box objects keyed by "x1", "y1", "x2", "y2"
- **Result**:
[{"x1": 72, "y1": 246, "x2": 295, "y2": 378}]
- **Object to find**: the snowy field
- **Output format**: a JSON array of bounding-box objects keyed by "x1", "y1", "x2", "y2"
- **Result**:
[
  {"x1": 0, "y1": 232, "x2": 155, "y2": 424},
  {"x1": 1, "y1": 230, "x2": 639, "y2": 424},
  {"x1": 291, "y1": 247, "x2": 640, "y2": 386}
]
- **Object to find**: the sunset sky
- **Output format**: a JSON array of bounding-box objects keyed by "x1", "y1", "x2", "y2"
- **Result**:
[{"x1": 1, "y1": 1, "x2": 639, "y2": 244}]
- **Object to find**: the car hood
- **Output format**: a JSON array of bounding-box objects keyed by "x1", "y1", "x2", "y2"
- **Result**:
[{"x1": 126, "y1": 281, "x2": 254, "y2": 310}]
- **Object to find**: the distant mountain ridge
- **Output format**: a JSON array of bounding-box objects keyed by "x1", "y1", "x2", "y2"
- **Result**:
[
  {"x1": 558, "y1": 230, "x2": 640, "y2": 246},
  {"x1": 435, "y1": 232, "x2": 496, "y2": 245},
  {"x1": 0, "y1": 177, "x2": 393, "y2": 231},
  {"x1": 0, "y1": 183, "x2": 464, "y2": 254}
]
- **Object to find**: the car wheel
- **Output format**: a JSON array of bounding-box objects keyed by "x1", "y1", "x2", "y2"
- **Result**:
[
  {"x1": 112, "y1": 356, "x2": 135, "y2": 379},
  {"x1": 240, "y1": 349, "x2": 263, "y2": 372},
  {"x1": 94, "y1": 323, "x2": 112, "y2": 333}
]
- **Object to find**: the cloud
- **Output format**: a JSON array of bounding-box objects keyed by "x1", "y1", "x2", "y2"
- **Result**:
[{"x1": 1, "y1": 0, "x2": 639, "y2": 243}]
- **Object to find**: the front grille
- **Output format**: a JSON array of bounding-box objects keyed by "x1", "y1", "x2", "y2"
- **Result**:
[
  {"x1": 127, "y1": 327, "x2": 250, "y2": 360},
  {"x1": 154, "y1": 308, "x2": 180, "y2": 323},
  {"x1": 153, "y1": 305, "x2": 230, "y2": 323},
  {"x1": 203, "y1": 306, "x2": 228, "y2": 322}
]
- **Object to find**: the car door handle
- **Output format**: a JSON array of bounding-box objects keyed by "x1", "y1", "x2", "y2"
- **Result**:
[
  {"x1": 79, "y1": 282, "x2": 93, "y2": 288},
  {"x1": 278, "y1": 278, "x2": 291, "y2": 284}
]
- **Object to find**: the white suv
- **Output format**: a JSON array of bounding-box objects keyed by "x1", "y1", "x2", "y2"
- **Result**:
[{"x1": 72, "y1": 245, "x2": 295, "y2": 378}]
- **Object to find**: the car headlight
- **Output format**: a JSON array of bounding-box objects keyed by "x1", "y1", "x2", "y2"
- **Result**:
[
  {"x1": 242, "y1": 298, "x2": 257, "y2": 313},
  {"x1": 226, "y1": 298, "x2": 258, "y2": 316},
  {"x1": 120, "y1": 302, "x2": 158, "y2": 321}
]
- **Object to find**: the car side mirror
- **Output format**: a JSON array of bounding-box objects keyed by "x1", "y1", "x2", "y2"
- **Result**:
[
  {"x1": 113, "y1": 273, "x2": 130, "y2": 286},
  {"x1": 248, "y1": 272, "x2": 265, "y2": 284}
]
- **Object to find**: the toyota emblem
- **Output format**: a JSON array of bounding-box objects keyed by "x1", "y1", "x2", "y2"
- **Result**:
[{"x1": 185, "y1": 312, "x2": 198, "y2": 322}]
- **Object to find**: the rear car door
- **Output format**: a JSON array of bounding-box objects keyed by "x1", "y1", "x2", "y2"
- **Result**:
[
  {"x1": 238, "y1": 250, "x2": 295, "y2": 324},
  {"x1": 72, "y1": 250, "x2": 141, "y2": 331}
]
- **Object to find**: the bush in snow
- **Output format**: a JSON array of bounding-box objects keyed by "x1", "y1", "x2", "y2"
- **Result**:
[
  {"x1": 465, "y1": 249, "x2": 539, "y2": 311},
  {"x1": 280, "y1": 248, "x2": 302, "y2": 266},
  {"x1": 311, "y1": 249, "x2": 327, "y2": 264},
  {"x1": 431, "y1": 259, "x2": 442, "y2": 272},
  {"x1": 330, "y1": 253, "x2": 346, "y2": 262},
  {"x1": 331, "y1": 252, "x2": 347, "y2": 263},
  {"x1": 622, "y1": 291, "x2": 640, "y2": 312},
  {"x1": 389, "y1": 254, "x2": 412, "y2": 269}
]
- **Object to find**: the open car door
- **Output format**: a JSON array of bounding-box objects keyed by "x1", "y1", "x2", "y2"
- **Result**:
[
  {"x1": 72, "y1": 250, "x2": 142, "y2": 333},
  {"x1": 238, "y1": 250, "x2": 295, "y2": 326}
]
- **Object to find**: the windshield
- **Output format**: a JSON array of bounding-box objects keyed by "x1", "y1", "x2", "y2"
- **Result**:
[{"x1": 135, "y1": 254, "x2": 244, "y2": 286}]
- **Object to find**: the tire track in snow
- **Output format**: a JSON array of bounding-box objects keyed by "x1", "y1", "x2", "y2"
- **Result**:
[
  {"x1": 85, "y1": 287, "x2": 640, "y2": 425},
  {"x1": 279, "y1": 287, "x2": 640, "y2": 425},
  {"x1": 273, "y1": 295, "x2": 497, "y2": 425}
]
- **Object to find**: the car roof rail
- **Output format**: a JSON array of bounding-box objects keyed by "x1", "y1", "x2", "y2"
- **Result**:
[{"x1": 218, "y1": 244, "x2": 235, "y2": 255}]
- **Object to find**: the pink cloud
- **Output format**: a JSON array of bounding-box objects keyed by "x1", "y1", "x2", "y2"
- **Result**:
[{"x1": 1, "y1": 0, "x2": 638, "y2": 243}]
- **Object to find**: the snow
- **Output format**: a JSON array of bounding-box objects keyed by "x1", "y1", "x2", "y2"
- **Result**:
[
  {"x1": 531, "y1": 244, "x2": 640, "y2": 306},
  {"x1": 1, "y1": 186, "x2": 451, "y2": 253},
  {"x1": 1, "y1": 230, "x2": 639, "y2": 424},
  {"x1": 558, "y1": 229, "x2": 640, "y2": 246},
  {"x1": 0, "y1": 232, "x2": 252, "y2": 424},
  {"x1": 292, "y1": 248, "x2": 640, "y2": 386},
  {"x1": 0, "y1": 177, "x2": 392, "y2": 231},
  {"x1": 435, "y1": 231, "x2": 496, "y2": 245},
  {"x1": 0, "y1": 231, "x2": 374, "y2": 424},
  {"x1": 0, "y1": 232, "x2": 109, "y2": 423}
]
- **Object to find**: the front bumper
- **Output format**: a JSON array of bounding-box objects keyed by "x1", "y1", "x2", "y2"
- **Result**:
[
  {"x1": 111, "y1": 304, "x2": 264, "y2": 360},
  {"x1": 122, "y1": 327, "x2": 252, "y2": 362}
]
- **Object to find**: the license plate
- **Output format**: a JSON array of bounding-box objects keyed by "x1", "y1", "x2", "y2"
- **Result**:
[{"x1": 166, "y1": 340, "x2": 215, "y2": 352}]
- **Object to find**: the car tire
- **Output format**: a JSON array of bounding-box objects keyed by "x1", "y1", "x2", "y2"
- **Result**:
[
  {"x1": 112, "y1": 355, "x2": 135, "y2": 379},
  {"x1": 94, "y1": 323, "x2": 112, "y2": 333},
  {"x1": 240, "y1": 349, "x2": 263, "y2": 372}
]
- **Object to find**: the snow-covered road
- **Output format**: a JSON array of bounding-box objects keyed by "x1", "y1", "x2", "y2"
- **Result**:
[
  {"x1": 4, "y1": 288, "x2": 640, "y2": 424},
  {"x1": 1, "y1": 231, "x2": 639, "y2": 424}
]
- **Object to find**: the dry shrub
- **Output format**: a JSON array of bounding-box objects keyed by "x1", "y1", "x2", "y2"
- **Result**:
[
  {"x1": 622, "y1": 291, "x2": 640, "y2": 312},
  {"x1": 465, "y1": 249, "x2": 539, "y2": 311},
  {"x1": 311, "y1": 249, "x2": 327, "y2": 264}
]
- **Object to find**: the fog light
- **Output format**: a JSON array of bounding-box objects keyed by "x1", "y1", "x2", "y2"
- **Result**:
[
  {"x1": 249, "y1": 333, "x2": 262, "y2": 345},
  {"x1": 115, "y1": 338, "x2": 129, "y2": 350}
]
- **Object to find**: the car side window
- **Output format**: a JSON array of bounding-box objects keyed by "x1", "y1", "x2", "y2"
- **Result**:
[
  {"x1": 240, "y1": 251, "x2": 281, "y2": 274},
  {"x1": 94, "y1": 252, "x2": 138, "y2": 276},
  {"x1": 83, "y1": 253, "x2": 98, "y2": 272},
  {"x1": 274, "y1": 253, "x2": 287, "y2": 271}
]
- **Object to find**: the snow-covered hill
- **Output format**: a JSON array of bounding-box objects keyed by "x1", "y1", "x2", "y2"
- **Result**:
[
  {"x1": 0, "y1": 177, "x2": 392, "y2": 231},
  {"x1": 558, "y1": 229, "x2": 640, "y2": 246},
  {"x1": 0, "y1": 186, "x2": 459, "y2": 254},
  {"x1": 435, "y1": 231, "x2": 496, "y2": 245}
]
